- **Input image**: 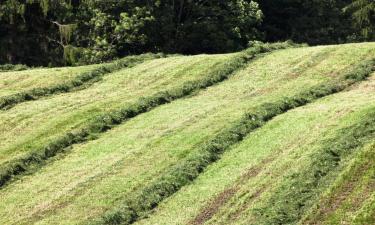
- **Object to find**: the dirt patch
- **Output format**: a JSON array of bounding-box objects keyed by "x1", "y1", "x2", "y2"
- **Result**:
[
  {"x1": 189, "y1": 155, "x2": 276, "y2": 225},
  {"x1": 304, "y1": 157, "x2": 374, "y2": 225},
  {"x1": 190, "y1": 187, "x2": 239, "y2": 225},
  {"x1": 226, "y1": 185, "x2": 268, "y2": 223}
]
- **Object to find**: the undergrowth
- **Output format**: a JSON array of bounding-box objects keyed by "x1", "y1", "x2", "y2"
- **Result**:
[
  {"x1": 89, "y1": 58, "x2": 375, "y2": 225},
  {"x1": 0, "y1": 64, "x2": 29, "y2": 72}
]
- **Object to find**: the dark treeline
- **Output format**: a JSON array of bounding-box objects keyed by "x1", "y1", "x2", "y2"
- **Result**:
[{"x1": 0, "y1": 0, "x2": 374, "y2": 66}]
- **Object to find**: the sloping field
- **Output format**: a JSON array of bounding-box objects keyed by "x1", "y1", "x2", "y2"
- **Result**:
[
  {"x1": 0, "y1": 52, "x2": 237, "y2": 182},
  {"x1": 0, "y1": 65, "x2": 101, "y2": 97},
  {"x1": 0, "y1": 42, "x2": 374, "y2": 225},
  {"x1": 135, "y1": 74, "x2": 375, "y2": 225},
  {"x1": 0, "y1": 54, "x2": 163, "y2": 109}
]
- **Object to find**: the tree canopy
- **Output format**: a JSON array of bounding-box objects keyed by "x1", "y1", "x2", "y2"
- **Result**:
[{"x1": 0, "y1": 0, "x2": 373, "y2": 66}]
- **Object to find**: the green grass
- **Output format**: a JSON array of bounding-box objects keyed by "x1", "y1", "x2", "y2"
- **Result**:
[
  {"x1": 0, "y1": 52, "x2": 239, "y2": 184},
  {"x1": 0, "y1": 43, "x2": 373, "y2": 225},
  {"x1": 0, "y1": 54, "x2": 164, "y2": 110},
  {"x1": 0, "y1": 64, "x2": 100, "y2": 97},
  {"x1": 0, "y1": 42, "x2": 296, "y2": 188},
  {"x1": 300, "y1": 140, "x2": 375, "y2": 225},
  {"x1": 0, "y1": 42, "x2": 375, "y2": 225},
  {"x1": 134, "y1": 74, "x2": 375, "y2": 225}
]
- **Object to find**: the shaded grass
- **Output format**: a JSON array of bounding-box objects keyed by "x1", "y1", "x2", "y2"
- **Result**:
[
  {"x1": 0, "y1": 53, "x2": 164, "y2": 110},
  {"x1": 0, "y1": 42, "x2": 294, "y2": 189},
  {"x1": 91, "y1": 57, "x2": 375, "y2": 225}
]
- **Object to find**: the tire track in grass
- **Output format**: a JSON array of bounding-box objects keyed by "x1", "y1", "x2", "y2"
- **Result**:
[
  {"x1": 0, "y1": 42, "x2": 295, "y2": 189},
  {"x1": 301, "y1": 142, "x2": 375, "y2": 225},
  {"x1": 190, "y1": 156, "x2": 275, "y2": 225},
  {"x1": 206, "y1": 106, "x2": 375, "y2": 225},
  {"x1": 0, "y1": 53, "x2": 164, "y2": 110},
  {"x1": 90, "y1": 58, "x2": 375, "y2": 225},
  {"x1": 191, "y1": 141, "x2": 309, "y2": 225}
]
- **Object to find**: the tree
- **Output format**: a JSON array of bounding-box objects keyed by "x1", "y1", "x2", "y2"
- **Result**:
[
  {"x1": 151, "y1": 0, "x2": 263, "y2": 54},
  {"x1": 74, "y1": 0, "x2": 263, "y2": 62},
  {"x1": 0, "y1": 0, "x2": 78, "y2": 65},
  {"x1": 345, "y1": 0, "x2": 375, "y2": 39},
  {"x1": 258, "y1": 0, "x2": 354, "y2": 45}
]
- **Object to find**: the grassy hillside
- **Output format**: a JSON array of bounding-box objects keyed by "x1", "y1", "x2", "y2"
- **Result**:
[
  {"x1": 0, "y1": 42, "x2": 374, "y2": 225},
  {"x1": 0, "y1": 54, "x2": 233, "y2": 164},
  {"x1": 134, "y1": 75, "x2": 375, "y2": 225},
  {"x1": 0, "y1": 65, "x2": 100, "y2": 97}
]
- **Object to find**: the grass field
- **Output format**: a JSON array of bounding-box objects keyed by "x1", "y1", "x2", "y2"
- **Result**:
[
  {"x1": 0, "y1": 53, "x2": 234, "y2": 167},
  {"x1": 134, "y1": 74, "x2": 375, "y2": 225},
  {"x1": 0, "y1": 65, "x2": 100, "y2": 97},
  {"x1": 0, "y1": 42, "x2": 374, "y2": 225}
]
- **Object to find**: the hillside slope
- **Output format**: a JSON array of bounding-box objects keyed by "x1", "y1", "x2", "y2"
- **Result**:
[{"x1": 0, "y1": 42, "x2": 374, "y2": 225}]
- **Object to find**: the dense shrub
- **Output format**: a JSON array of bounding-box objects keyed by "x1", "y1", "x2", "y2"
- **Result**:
[{"x1": 0, "y1": 64, "x2": 29, "y2": 72}]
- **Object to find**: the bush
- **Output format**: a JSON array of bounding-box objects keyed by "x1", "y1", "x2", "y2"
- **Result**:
[{"x1": 0, "y1": 64, "x2": 29, "y2": 72}]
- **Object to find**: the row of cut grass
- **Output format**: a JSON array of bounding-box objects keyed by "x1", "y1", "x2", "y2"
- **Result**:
[
  {"x1": 0, "y1": 44, "x2": 371, "y2": 225},
  {"x1": 0, "y1": 64, "x2": 99, "y2": 97},
  {"x1": 134, "y1": 73, "x2": 375, "y2": 225},
  {"x1": 251, "y1": 104, "x2": 375, "y2": 225},
  {"x1": 0, "y1": 54, "x2": 164, "y2": 110},
  {"x1": 94, "y1": 56, "x2": 375, "y2": 225},
  {"x1": 300, "y1": 140, "x2": 375, "y2": 225},
  {"x1": 0, "y1": 42, "x2": 295, "y2": 188}
]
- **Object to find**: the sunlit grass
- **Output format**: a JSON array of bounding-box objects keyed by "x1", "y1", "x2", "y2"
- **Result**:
[{"x1": 0, "y1": 43, "x2": 374, "y2": 225}]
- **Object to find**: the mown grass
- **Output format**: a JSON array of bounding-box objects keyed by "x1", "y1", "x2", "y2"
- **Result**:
[
  {"x1": 0, "y1": 53, "x2": 237, "y2": 187},
  {"x1": 300, "y1": 140, "x2": 375, "y2": 225},
  {"x1": 0, "y1": 43, "x2": 372, "y2": 225},
  {"x1": 96, "y1": 56, "x2": 375, "y2": 225},
  {"x1": 251, "y1": 105, "x2": 375, "y2": 225},
  {"x1": 134, "y1": 73, "x2": 375, "y2": 225},
  {"x1": 0, "y1": 42, "x2": 295, "y2": 188},
  {"x1": 0, "y1": 54, "x2": 164, "y2": 109},
  {"x1": 0, "y1": 64, "x2": 99, "y2": 97}
]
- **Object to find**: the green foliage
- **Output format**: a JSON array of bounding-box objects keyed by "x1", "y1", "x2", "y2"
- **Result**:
[
  {"x1": 345, "y1": 0, "x2": 375, "y2": 39},
  {"x1": 151, "y1": 0, "x2": 263, "y2": 54},
  {"x1": 1, "y1": 0, "x2": 374, "y2": 66},
  {"x1": 0, "y1": 64, "x2": 29, "y2": 72},
  {"x1": 0, "y1": 0, "x2": 77, "y2": 66},
  {"x1": 0, "y1": 0, "x2": 263, "y2": 66},
  {"x1": 259, "y1": 0, "x2": 357, "y2": 44}
]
